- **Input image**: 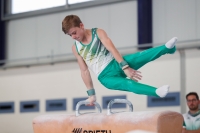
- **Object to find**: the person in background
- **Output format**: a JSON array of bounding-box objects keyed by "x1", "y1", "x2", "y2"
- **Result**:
[{"x1": 182, "y1": 92, "x2": 200, "y2": 133}]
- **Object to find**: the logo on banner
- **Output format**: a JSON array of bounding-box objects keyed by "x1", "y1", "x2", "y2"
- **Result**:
[
  {"x1": 72, "y1": 128, "x2": 111, "y2": 133},
  {"x1": 72, "y1": 128, "x2": 82, "y2": 133}
]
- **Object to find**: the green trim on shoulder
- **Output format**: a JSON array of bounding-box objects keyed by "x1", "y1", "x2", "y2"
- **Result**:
[
  {"x1": 94, "y1": 28, "x2": 100, "y2": 40},
  {"x1": 74, "y1": 41, "x2": 80, "y2": 55}
]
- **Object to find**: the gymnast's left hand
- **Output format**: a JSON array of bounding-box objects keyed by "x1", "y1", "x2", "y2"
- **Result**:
[
  {"x1": 123, "y1": 67, "x2": 142, "y2": 82},
  {"x1": 85, "y1": 95, "x2": 96, "y2": 106}
]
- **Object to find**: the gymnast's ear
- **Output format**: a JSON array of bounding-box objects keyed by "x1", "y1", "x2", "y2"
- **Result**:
[{"x1": 79, "y1": 23, "x2": 84, "y2": 29}]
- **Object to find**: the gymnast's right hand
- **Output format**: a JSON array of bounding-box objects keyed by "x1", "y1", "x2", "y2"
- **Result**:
[
  {"x1": 85, "y1": 95, "x2": 96, "y2": 106},
  {"x1": 123, "y1": 67, "x2": 142, "y2": 82}
]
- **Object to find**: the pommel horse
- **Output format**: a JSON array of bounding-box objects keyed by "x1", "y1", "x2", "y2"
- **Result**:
[{"x1": 33, "y1": 99, "x2": 183, "y2": 133}]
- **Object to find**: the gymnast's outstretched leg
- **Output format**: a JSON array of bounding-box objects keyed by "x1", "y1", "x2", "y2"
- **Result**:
[
  {"x1": 124, "y1": 37, "x2": 177, "y2": 70},
  {"x1": 99, "y1": 76, "x2": 163, "y2": 97}
]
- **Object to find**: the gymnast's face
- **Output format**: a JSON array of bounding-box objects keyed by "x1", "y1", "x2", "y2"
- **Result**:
[
  {"x1": 67, "y1": 23, "x2": 85, "y2": 42},
  {"x1": 186, "y1": 95, "x2": 200, "y2": 111}
]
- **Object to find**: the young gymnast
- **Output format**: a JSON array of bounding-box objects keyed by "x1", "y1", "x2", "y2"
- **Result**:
[{"x1": 62, "y1": 15, "x2": 177, "y2": 106}]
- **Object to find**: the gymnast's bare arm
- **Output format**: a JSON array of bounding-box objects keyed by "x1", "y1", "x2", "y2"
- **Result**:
[
  {"x1": 72, "y1": 45, "x2": 96, "y2": 106},
  {"x1": 96, "y1": 28, "x2": 142, "y2": 81}
]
